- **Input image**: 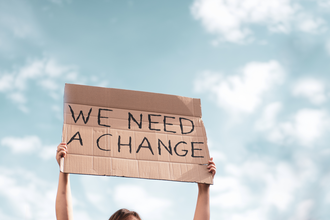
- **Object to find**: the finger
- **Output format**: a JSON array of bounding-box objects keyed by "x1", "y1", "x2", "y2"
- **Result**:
[
  {"x1": 58, "y1": 146, "x2": 66, "y2": 151},
  {"x1": 57, "y1": 143, "x2": 67, "y2": 150},
  {"x1": 56, "y1": 146, "x2": 67, "y2": 159},
  {"x1": 57, "y1": 150, "x2": 67, "y2": 159},
  {"x1": 208, "y1": 166, "x2": 216, "y2": 172},
  {"x1": 209, "y1": 168, "x2": 216, "y2": 176},
  {"x1": 211, "y1": 171, "x2": 216, "y2": 177},
  {"x1": 57, "y1": 148, "x2": 67, "y2": 155},
  {"x1": 208, "y1": 166, "x2": 216, "y2": 171},
  {"x1": 208, "y1": 166, "x2": 216, "y2": 174},
  {"x1": 59, "y1": 151, "x2": 67, "y2": 157},
  {"x1": 57, "y1": 146, "x2": 67, "y2": 152}
]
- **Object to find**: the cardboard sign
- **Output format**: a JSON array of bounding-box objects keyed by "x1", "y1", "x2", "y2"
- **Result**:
[{"x1": 61, "y1": 84, "x2": 213, "y2": 184}]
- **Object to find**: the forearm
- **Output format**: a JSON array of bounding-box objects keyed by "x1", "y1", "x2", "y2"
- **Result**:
[
  {"x1": 56, "y1": 172, "x2": 73, "y2": 220},
  {"x1": 193, "y1": 184, "x2": 210, "y2": 220}
]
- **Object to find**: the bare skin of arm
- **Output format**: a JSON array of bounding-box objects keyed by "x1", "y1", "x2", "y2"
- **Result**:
[
  {"x1": 55, "y1": 143, "x2": 73, "y2": 220},
  {"x1": 193, "y1": 158, "x2": 216, "y2": 220},
  {"x1": 54, "y1": 142, "x2": 216, "y2": 220}
]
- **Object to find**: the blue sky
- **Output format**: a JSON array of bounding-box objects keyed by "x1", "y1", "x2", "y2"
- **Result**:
[{"x1": 1, "y1": 0, "x2": 330, "y2": 220}]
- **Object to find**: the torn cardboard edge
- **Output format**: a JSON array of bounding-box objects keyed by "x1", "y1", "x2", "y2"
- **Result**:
[
  {"x1": 62, "y1": 83, "x2": 213, "y2": 184},
  {"x1": 61, "y1": 155, "x2": 213, "y2": 184},
  {"x1": 64, "y1": 83, "x2": 202, "y2": 117}
]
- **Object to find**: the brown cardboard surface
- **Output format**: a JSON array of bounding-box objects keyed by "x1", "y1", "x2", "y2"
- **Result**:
[{"x1": 62, "y1": 83, "x2": 212, "y2": 184}]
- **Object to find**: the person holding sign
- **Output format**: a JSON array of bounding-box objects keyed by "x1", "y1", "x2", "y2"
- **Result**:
[{"x1": 55, "y1": 142, "x2": 216, "y2": 220}]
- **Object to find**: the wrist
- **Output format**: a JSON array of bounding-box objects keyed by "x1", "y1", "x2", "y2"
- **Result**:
[
  {"x1": 59, "y1": 172, "x2": 69, "y2": 180},
  {"x1": 198, "y1": 183, "x2": 210, "y2": 193}
]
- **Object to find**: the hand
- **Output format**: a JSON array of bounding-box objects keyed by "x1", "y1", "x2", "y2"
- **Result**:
[
  {"x1": 207, "y1": 157, "x2": 216, "y2": 179},
  {"x1": 198, "y1": 157, "x2": 216, "y2": 189},
  {"x1": 56, "y1": 143, "x2": 67, "y2": 166}
]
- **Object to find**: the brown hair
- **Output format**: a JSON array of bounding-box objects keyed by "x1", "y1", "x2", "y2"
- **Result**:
[{"x1": 109, "y1": 208, "x2": 141, "y2": 220}]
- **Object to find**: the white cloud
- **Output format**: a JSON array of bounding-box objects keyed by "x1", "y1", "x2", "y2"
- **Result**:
[
  {"x1": 39, "y1": 78, "x2": 59, "y2": 91},
  {"x1": 44, "y1": 59, "x2": 74, "y2": 78},
  {"x1": 194, "y1": 60, "x2": 285, "y2": 113},
  {"x1": 9, "y1": 92, "x2": 27, "y2": 104},
  {"x1": 0, "y1": 167, "x2": 93, "y2": 220},
  {"x1": 211, "y1": 176, "x2": 253, "y2": 208},
  {"x1": 263, "y1": 163, "x2": 298, "y2": 211},
  {"x1": 0, "y1": 210, "x2": 14, "y2": 220},
  {"x1": 326, "y1": 39, "x2": 330, "y2": 55},
  {"x1": 191, "y1": 0, "x2": 327, "y2": 43},
  {"x1": 86, "y1": 193, "x2": 106, "y2": 208},
  {"x1": 0, "y1": 0, "x2": 41, "y2": 53},
  {"x1": 39, "y1": 145, "x2": 57, "y2": 160},
  {"x1": 79, "y1": 175, "x2": 113, "y2": 214},
  {"x1": 48, "y1": 0, "x2": 72, "y2": 5},
  {"x1": 211, "y1": 158, "x2": 318, "y2": 219},
  {"x1": 0, "y1": 57, "x2": 108, "y2": 112},
  {"x1": 0, "y1": 58, "x2": 78, "y2": 111},
  {"x1": 293, "y1": 109, "x2": 329, "y2": 145},
  {"x1": 0, "y1": 74, "x2": 14, "y2": 92},
  {"x1": 256, "y1": 105, "x2": 330, "y2": 146},
  {"x1": 297, "y1": 15, "x2": 326, "y2": 33},
  {"x1": 292, "y1": 78, "x2": 327, "y2": 104},
  {"x1": 289, "y1": 199, "x2": 314, "y2": 220},
  {"x1": 114, "y1": 185, "x2": 172, "y2": 220},
  {"x1": 49, "y1": 0, "x2": 63, "y2": 5},
  {"x1": 73, "y1": 211, "x2": 93, "y2": 220},
  {"x1": 255, "y1": 102, "x2": 282, "y2": 131},
  {"x1": 224, "y1": 161, "x2": 299, "y2": 211},
  {"x1": 1, "y1": 135, "x2": 56, "y2": 160},
  {"x1": 1, "y1": 136, "x2": 41, "y2": 153},
  {"x1": 0, "y1": 167, "x2": 56, "y2": 220},
  {"x1": 230, "y1": 208, "x2": 268, "y2": 220},
  {"x1": 210, "y1": 160, "x2": 309, "y2": 220},
  {"x1": 321, "y1": 171, "x2": 330, "y2": 204},
  {"x1": 318, "y1": 0, "x2": 330, "y2": 8}
]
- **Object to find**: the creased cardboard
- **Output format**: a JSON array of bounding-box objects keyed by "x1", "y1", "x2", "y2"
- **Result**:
[{"x1": 61, "y1": 83, "x2": 213, "y2": 184}]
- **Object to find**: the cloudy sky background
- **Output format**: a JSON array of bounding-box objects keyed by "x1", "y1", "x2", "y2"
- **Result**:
[{"x1": 1, "y1": 0, "x2": 330, "y2": 219}]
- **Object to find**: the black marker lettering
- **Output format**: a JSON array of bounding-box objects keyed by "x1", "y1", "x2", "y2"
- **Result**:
[
  {"x1": 179, "y1": 117, "x2": 194, "y2": 134},
  {"x1": 128, "y1": 112, "x2": 142, "y2": 129},
  {"x1": 148, "y1": 114, "x2": 161, "y2": 131},
  {"x1": 98, "y1": 108, "x2": 112, "y2": 127},
  {"x1": 191, "y1": 142, "x2": 204, "y2": 158},
  {"x1": 96, "y1": 134, "x2": 111, "y2": 151},
  {"x1": 69, "y1": 105, "x2": 92, "y2": 124},
  {"x1": 136, "y1": 137, "x2": 154, "y2": 155},
  {"x1": 158, "y1": 139, "x2": 172, "y2": 155},
  {"x1": 118, "y1": 135, "x2": 132, "y2": 153},
  {"x1": 174, "y1": 141, "x2": 188, "y2": 157},
  {"x1": 163, "y1": 116, "x2": 176, "y2": 133},
  {"x1": 67, "y1": 131, "x2": 83, "y2": 146}
]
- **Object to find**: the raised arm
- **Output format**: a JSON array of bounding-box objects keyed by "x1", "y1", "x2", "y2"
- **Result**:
[
  {"x1": 193, "y1": 158, "x2": 216, "y2": 220},
  {"x1": 55, "y1": 143, "x2": 73, "y2": 220}
]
